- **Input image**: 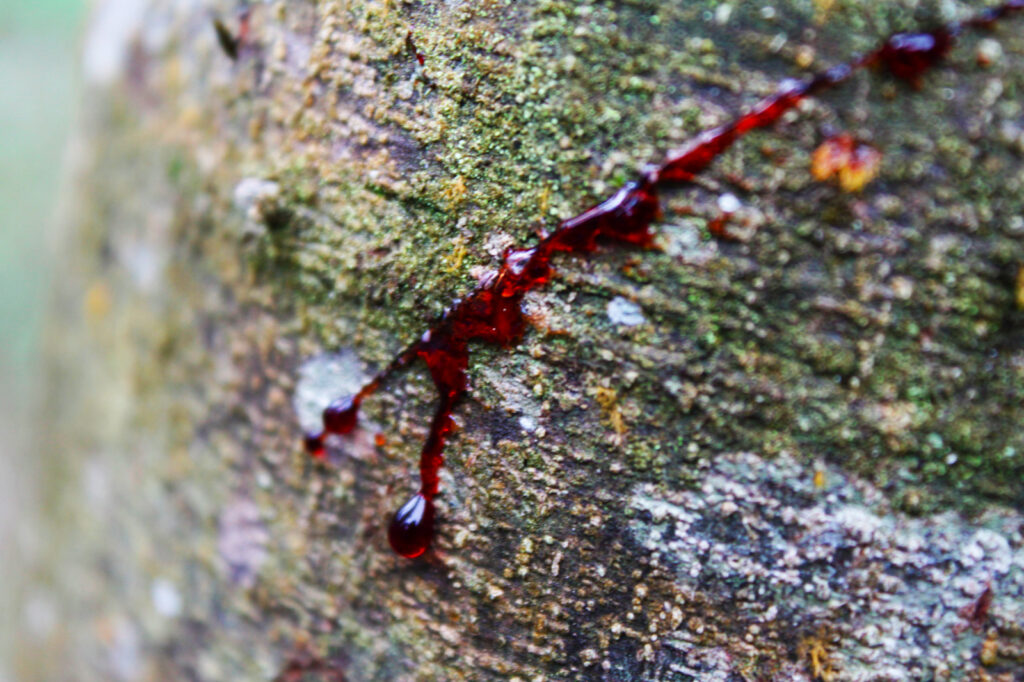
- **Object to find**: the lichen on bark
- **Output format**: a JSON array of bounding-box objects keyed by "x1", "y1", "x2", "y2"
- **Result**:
[{"x1": 10, "y1": 1, "x2": 1024, "y2": 680}]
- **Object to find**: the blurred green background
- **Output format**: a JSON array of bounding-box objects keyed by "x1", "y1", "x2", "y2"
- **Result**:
[
  {"x1": 0, "y1": 0, "x2": 85, "y2": 451},
  {"x1": 1, "y1": 3, "x2": 85, "y2": 674}
]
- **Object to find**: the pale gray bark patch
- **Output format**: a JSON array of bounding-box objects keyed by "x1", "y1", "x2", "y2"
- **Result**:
[
  {"x1": 293, "y1": 350, "x2": 369, "y2": 434},
  {"x1": 657, "y1": 221, "x2": 719, "y2": 265},
  {"x1": 607, "y1": 296, "x2": 646, "y2": 327},
  {"x1": 629, "y1": 451, "x2": 1024, "y2": 681},
  {"x1": 217, "y1": 497, "x2": 269, "y2": 589}
]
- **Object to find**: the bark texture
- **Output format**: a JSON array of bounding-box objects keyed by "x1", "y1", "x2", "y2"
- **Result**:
[{"x1": 10, "y1": 0, "x2": 1024, "y2": 680}]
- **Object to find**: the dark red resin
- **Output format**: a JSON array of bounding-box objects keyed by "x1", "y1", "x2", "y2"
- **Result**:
[
  {"x1": 873, "y1": 30, "x2": 955, "y2": 87},
  {"x1": 388, "y1": 493, "x2": 435, "y2": 558},
  {"x1": 406, "y1": 30, "x2": 425, "y2": 67},
  {"x1": 303, "y1": 4, "x2": 1023, "y2": 557}
]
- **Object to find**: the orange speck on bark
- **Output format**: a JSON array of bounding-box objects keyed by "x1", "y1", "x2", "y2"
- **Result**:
[{"x1": 811, "y1": 134, "x2": 882, "y2": 192}]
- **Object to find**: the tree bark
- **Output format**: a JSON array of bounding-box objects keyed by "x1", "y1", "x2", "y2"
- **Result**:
[{"x1": 11, "y1": 1, "x2": 1024, "y2": 680}]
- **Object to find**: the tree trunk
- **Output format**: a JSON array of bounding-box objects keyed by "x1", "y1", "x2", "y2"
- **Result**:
[{"x1": 11, "y1": 1, "x2": 1024, "y2": 680}]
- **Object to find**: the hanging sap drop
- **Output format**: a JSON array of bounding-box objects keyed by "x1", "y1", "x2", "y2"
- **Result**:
[
  {"x1": 387, "y1": 493, "x2": 435, "y2": 558},
  {"x1": 303, "y1": 431, "x2": 325, "y2": 458},
  {"x1": 323, "y1": 395, "x2": 359, "y2": 434}
]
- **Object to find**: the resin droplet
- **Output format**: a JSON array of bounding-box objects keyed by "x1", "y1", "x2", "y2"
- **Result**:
[
  {"x1": 388, "y1": 493, "x2": 435, "y2": 558},
  {"x1": 303, "y1": 431, "x2": 325, "y2": 458},
  {"x1": 876, "y1": 30, "x2": 954, "y2": 85},
  {"x1": 323, "y1": 395, "x2": 359, "y2": 434}
]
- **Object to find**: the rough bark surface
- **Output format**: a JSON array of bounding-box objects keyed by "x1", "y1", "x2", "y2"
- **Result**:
[{"x1": 11, "y1": 1, "x2": 1024, "y2": 680}]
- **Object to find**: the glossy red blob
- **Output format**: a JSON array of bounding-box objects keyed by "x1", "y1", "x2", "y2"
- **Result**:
[
  {"x1": 301, "y1": 4, "x2": 1023, "y2": 557},
  {"x1": 323, "y1": 396, "x2": 359, "y2": 435},
  {"x1": 388, "y1": 493, "x2": 435, "y2": 558},
  {"x1": 875, "y1": 30, "x2": 954, "y2": 85},
  {"x1": 303, "y1": 432, "x2": 325, "y2": 459}
]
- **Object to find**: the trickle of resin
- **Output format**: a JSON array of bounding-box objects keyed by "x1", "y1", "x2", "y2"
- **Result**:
[{"x1": 302, "y1": 4, "x2": 1023, "y2": 558}]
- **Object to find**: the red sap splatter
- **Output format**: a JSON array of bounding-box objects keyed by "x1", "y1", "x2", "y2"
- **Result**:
[
  {"x1": 303, "y1": 4, "x2": 1023, "y2": 558},
  {"x1": 406, "y1": 30, "x2": 425, "y2": 67}
]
